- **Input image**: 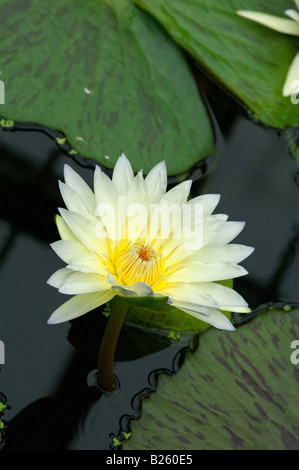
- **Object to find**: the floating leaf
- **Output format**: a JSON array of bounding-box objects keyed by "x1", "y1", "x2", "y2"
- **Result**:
[
  {"x1": 0, "y1": 0, "x2": 215, "y2": 174},
  {"x1": 124, "y1": 307, "x2": 299, "y2": 450},
  {"x1": 134, "y1": 0, "x2": 299, "y2": 129}
]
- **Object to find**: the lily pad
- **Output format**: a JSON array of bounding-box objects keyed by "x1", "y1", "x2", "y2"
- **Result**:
[
  {"x1": 134, "y1": 0, "x2": 299, "y2": 129},
  {"x1": 124, "y1": 306, "x2": 299, "y2": 450},
  {"x1": 0, "y1": 0, "x2": 215, "y2": 175}
]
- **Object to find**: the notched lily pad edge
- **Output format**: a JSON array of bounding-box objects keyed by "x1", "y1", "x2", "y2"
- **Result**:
[
  {"x1": 109, "y1": 299, "x2": 299, "y2": 449},
  {"x1": 0, "y1": 116, "x2": 215, "y2": 182}
]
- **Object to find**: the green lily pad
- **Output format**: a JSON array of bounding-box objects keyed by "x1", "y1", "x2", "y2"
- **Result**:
[
  {"x1": 124, "y1": 306, "x2": 299, "y2": 450},
  {"x1": 0, "y1": 0, "x2": 215, "y2": 175},
  {"x1": 134, "y1": 0, "x2": 299, "y2": 129}
]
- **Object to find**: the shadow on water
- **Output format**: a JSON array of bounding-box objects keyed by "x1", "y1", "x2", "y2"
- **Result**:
[{"x1": 1, "y1": 66, "x2": 299, "y2": 449}]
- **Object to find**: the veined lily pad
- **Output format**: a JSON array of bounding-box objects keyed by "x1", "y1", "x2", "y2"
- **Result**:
[
  {"x1": 124, "y1": 306, "x2": 299, "y2": 450},
  {"x1": 0, "y1": 0, "x2": 215, "y2": 175},
  {"x1": 134, "y1": 0, "x2": 299, "y2": 129}
]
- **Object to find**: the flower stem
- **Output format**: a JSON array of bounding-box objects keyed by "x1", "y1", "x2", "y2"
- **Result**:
[{"x1": 97, "y1": 296, "x2": 128, "y2": 392}]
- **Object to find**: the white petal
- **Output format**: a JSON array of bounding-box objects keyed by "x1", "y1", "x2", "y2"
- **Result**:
[
  {"x1": 59, "y1": 272, "x2": 110, "y2": 294},
  {"x1": 168, "y1": 262, "x2": 248, "y2": 283},
  {"x1": 55, "y1": 215, "x2": 79, "y2": 242},
  {"x1": 193, "y1": 282, "x2": 248, "y2": 309},
  {"x1": 126, "y1": 171, "x2": 149, "y2": 207},
  {"x1": 63, "y1": 165, "x2": 96, "y2": 213},
  {"x1": 67, "y1": 253, "x2": 107, "y2": 275},
  {"x1": 283, "y1": 51, "x2": 299, "y2": 96},
  {"x1": 47, "y1": 291, "x2": 114, "y2": 324},
  {"x1": 208, "y1": 221, "x2": 245, "y2": 246},
  {"x1": 108, "y1": 274, "x2": 154, "y2": 296},
  {"x1": 187, "y1": 194, "x2": 220, "y2": 216},
  {"x1": 194, "y1": 244, "x2": 254, "y2": 264},
  {"x1": 221, "y1": 306, "x2": 251, "y2": 313},
  {"x1": 160, "y1": 180, "x2": 192, "y2": 206},
  {"x1": 50, "y1": 239, "x2": 90, "y2": 264},
  {"x1": 161, "y1": 284, "x2": 220, "y2": 309},
  {"x1": 171, "y1": 300, "x2": 210, "y2": 317},
  {"x1": 59, "y1": 209, "x2": 106, "y2": 252},
  {"x1": 173, "y1": 303, "x2": 235, "y2": 330},
  {"x1": 112, "y1": 153, "x2": 134, "y2": 195},
  {"x1": 94, "y1": 165, "x2": 119, "y2": 207},
  {"x1": 284, "y1": 9, "x2": 299, "y2": 23},
  {"x1": 145, "y1": 161, "x2": 167, "y2": 203},
  {"x1": 47, "y1": 268, "x2": 73, "y2": 288},
  {"x1": 59, "y1": 181, "x2": 97, "y2": 222},
  {"x1": 126, "y1": 172, "x2": 150, "y2": 240},
  {"x1": 94, "y1": 166, "x2": 121, "y2": 238},
  {"x1": 237, "y1": 10, "x2": 299, "y2": 35}
]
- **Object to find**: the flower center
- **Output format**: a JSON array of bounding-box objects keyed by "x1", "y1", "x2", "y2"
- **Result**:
[{"x1": 114, "y1": 242, "x2": 160, "y2": 286}]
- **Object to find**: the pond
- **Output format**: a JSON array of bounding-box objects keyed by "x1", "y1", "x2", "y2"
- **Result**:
[{"x1": 1, "y1": 67, "x2": 299, "y2": 450}]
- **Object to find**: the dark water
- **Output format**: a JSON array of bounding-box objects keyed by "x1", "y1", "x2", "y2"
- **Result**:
[{"x1": 1, "y1": 76, "x2": 299, "y2": 449}]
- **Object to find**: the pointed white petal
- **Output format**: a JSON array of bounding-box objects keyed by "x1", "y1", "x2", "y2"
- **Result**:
[
  {"x1": 112, "y1": 153, "x2": 134, "y2": 195},
  {"x1": 63, "y1": 164, "x2": 96, "y2": 213},
  {"x1": 55, "y1": 215, "x2": 79, "y2": 242},
  {"x1": 283, "y1": 51, "x2": 299, "y2": 96},
  {"x1": 161, "y1": 284, "x2": 220, "y2": 309},
  {"x1": 194, "y1": 244, "x2": 254, "y2": 264},
  {"x1": 50, "y1": 239, "x2": 90, "y2": 264},
  {"x1": 47, "y1": 291, "x2": 114, "y2": 324},
  {"x1": 94, "y1": 165, "x2": 119, "y2": 207},
  {"x1": 168, "y1": 262, "x2": 248, "y2": 283},
  {"x1": 145, "y1": 161, "x2": 167, "y2": 203},
  {"x1": 193, "y1": 282, "x2": 248, "y2": 309},
  {"x1": 284, "y1": 9, "x2": 299, "y2": 23},
  {"x1": 172, "y1": 300, "x2": 210, "y2": 317},
  {"x1": 59, "y1": 272, "x2": 110, "y2": 294},
  {"x1": 47, "y1": 268, "x2": 73, "y2": 288},
  {"x1": 237, "y1": 10, "x2": 299, "y2": 35},
  {"x1": 208, "y1": 221, "x2": 245, "y2": 246},
  {"x1": 126, "y1": 172, "x2": 150, "y2": 240},
  {"x1": 160, "y1": 180, "x2": 192, "y2": 206},
  {"x1": 94, "y1": 166, "x2": 121, "y2": 238},
  {"x1": 174, "y1": 304, "x2": 235, "y2": 330},
  {"x1": 59, "y1": 181, "x2": 97, "y2": 222},
  {"x1": 67, "y1": 253, "x2": 107, "y2": 275},
  {"x1": 59, "y1": 209, "x2": 105, "y2": 252},
  {"x1": 187, "y1": 194, "x2": 220, "y2": 216},
  {"x1": 221, "y1": 306, "x2": 251, "y2": 313}
]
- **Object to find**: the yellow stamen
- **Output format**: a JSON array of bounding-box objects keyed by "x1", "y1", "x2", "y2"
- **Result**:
[{"x1": 114, "y1": 241, "x2": 161, "y2": 286}]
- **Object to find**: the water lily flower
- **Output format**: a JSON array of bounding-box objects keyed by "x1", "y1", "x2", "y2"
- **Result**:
[
  {"x1": 47, "y1": 154, "x2": 253, "y2": 332},
  {"x1": 237, "y1": 1, "x2": 299, "y2": 96}
]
